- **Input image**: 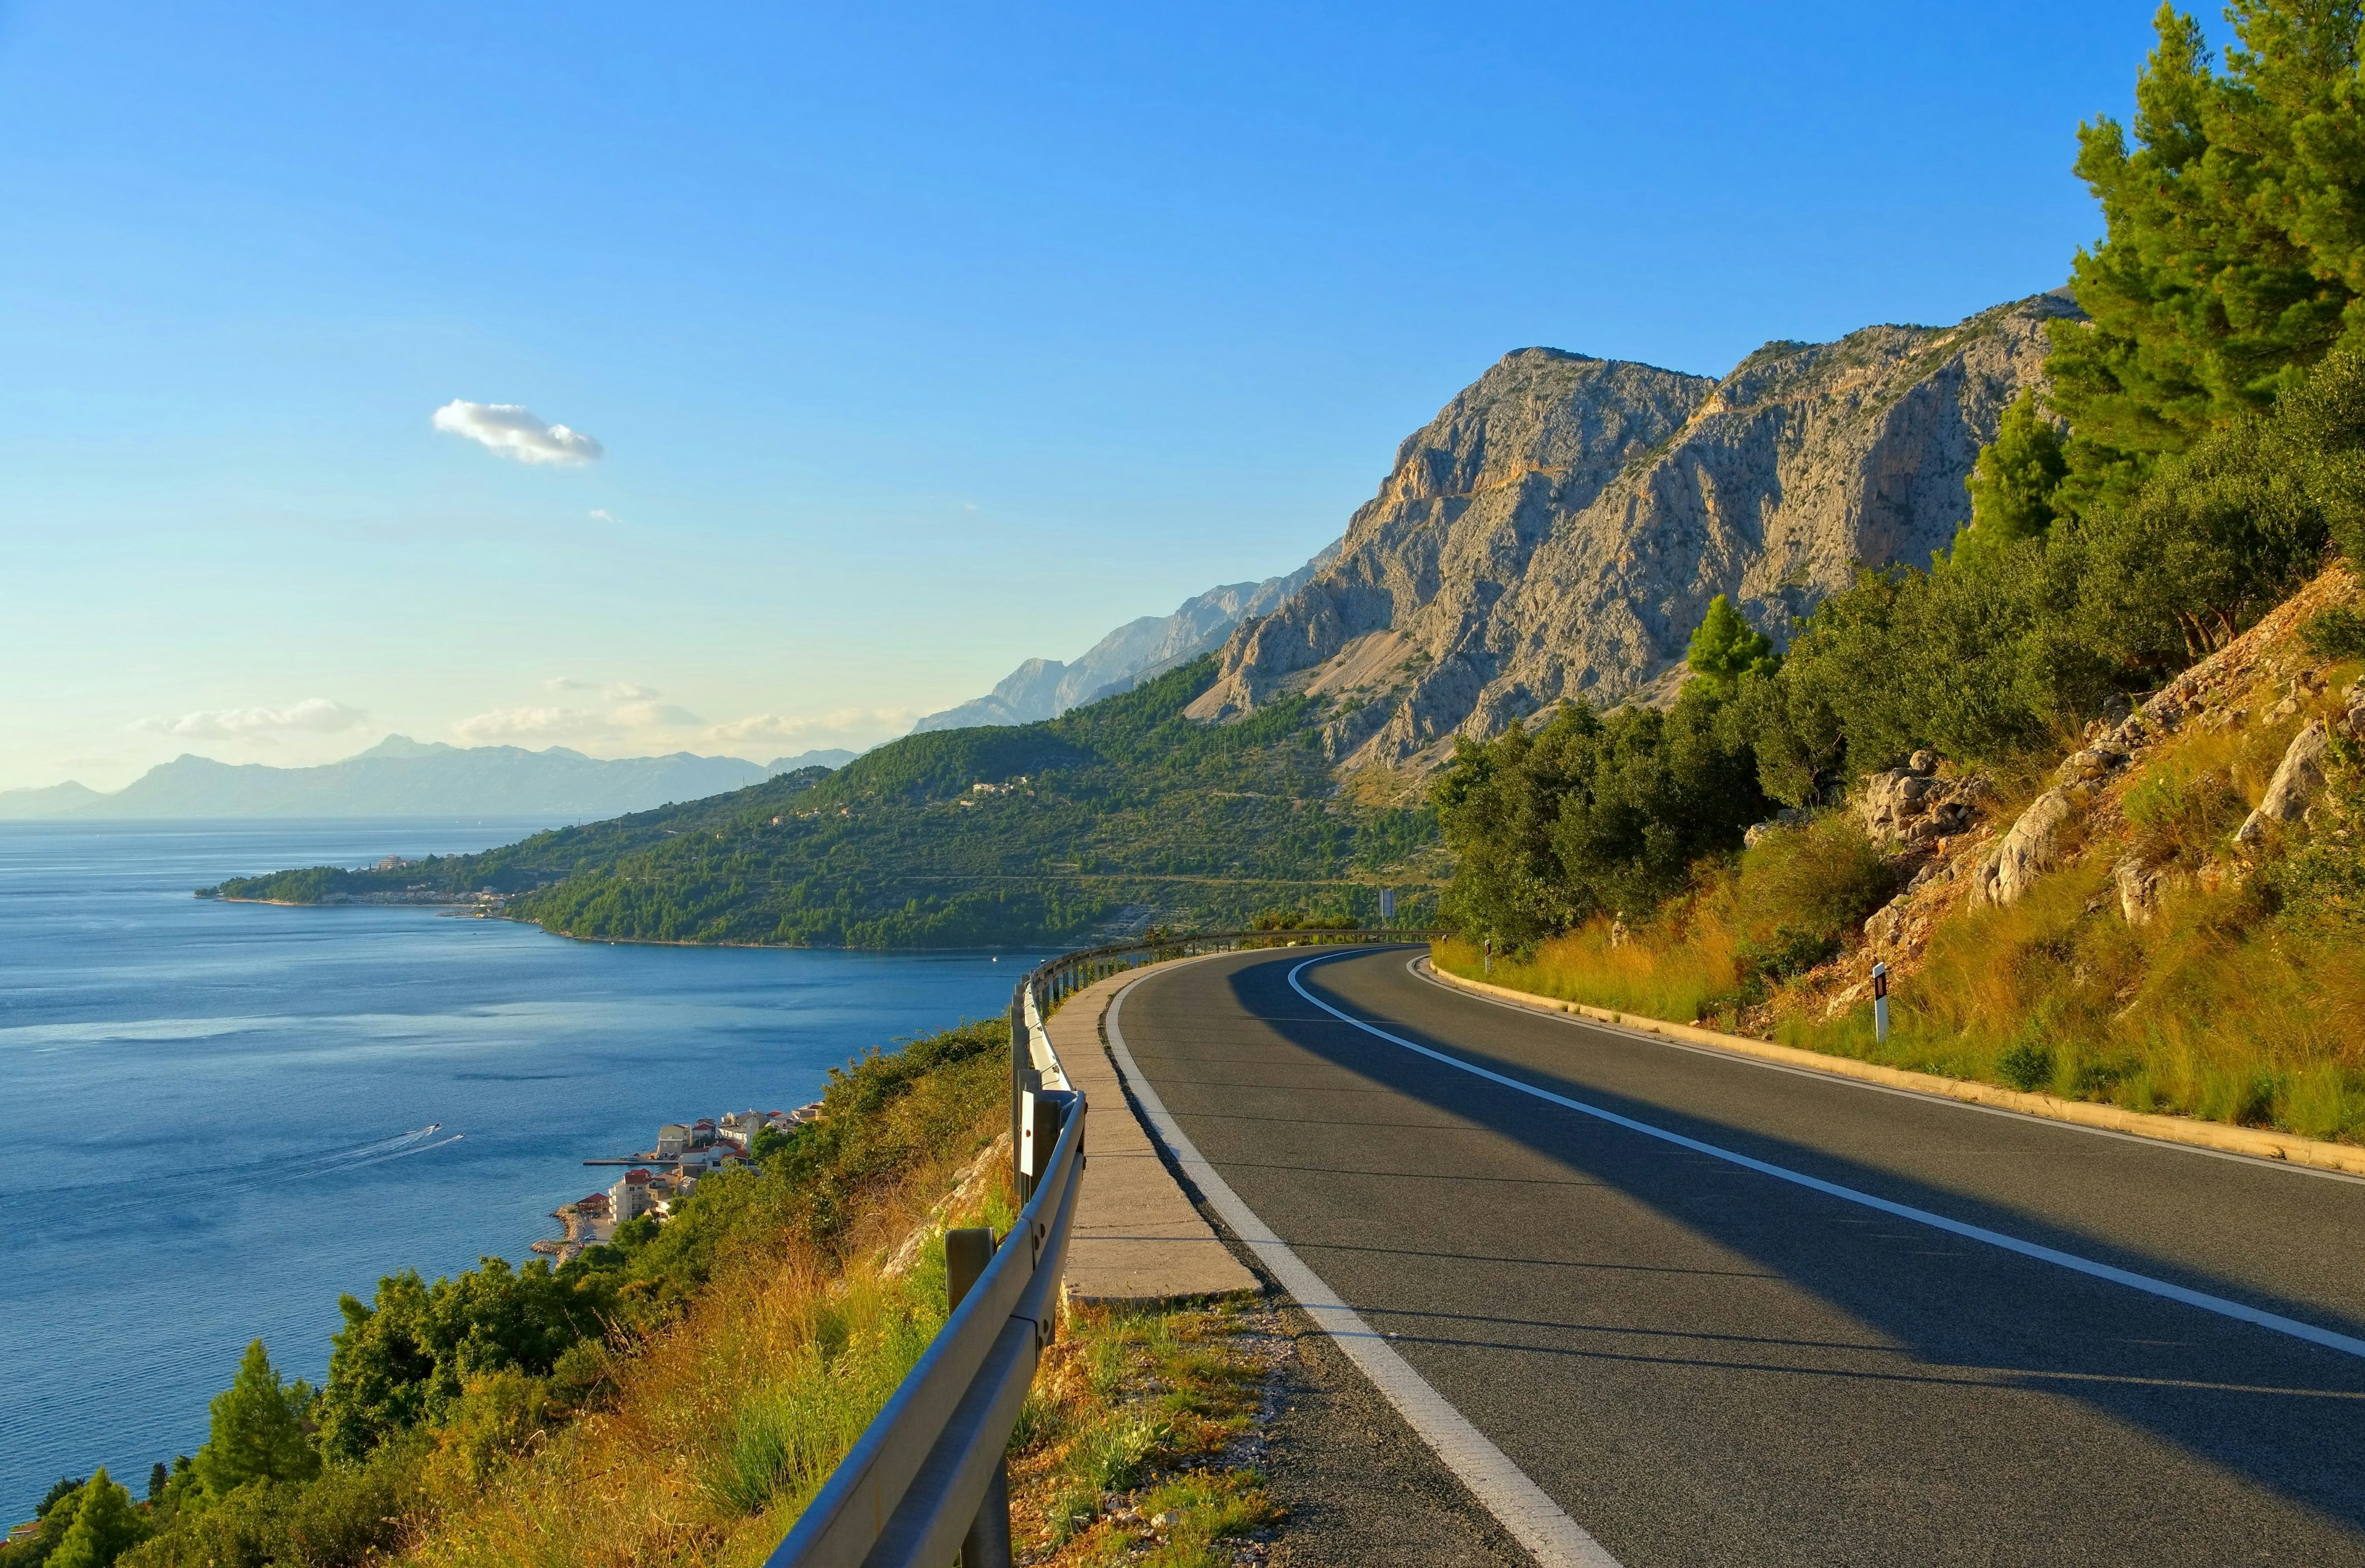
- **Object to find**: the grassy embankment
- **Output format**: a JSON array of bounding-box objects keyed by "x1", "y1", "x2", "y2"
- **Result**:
[
  {"x1": 9, "y1": 1021, "x2": 1280, "y2": 1568},
  {"x1": 203, "y1": 657, "x2": 1444, "y2": 949},
  {"x1": 1437, "y1": 616, "x2": 2365, "y2": 1143}
]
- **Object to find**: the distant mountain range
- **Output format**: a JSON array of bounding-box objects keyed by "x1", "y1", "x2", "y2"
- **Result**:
[
  {"x1": 910, "y1": 547, "x2": 1337, "y2": 733},
  {"x1": 0, "y1": 737, "x2": 856, "y2": 820}
]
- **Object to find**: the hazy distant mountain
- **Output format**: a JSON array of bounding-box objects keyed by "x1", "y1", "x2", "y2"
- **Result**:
[
  {"x1": 766, "y1": 748, "x2": 856, "y2": 774},
  {"x1": 0, "y1": 780, "x2": 106, "y2": 818},
  {"x1": 0, "y1": 736, "x2": 778, "y2": 820},
  {"x1": 911, "y1": 546, "x2": 1338, "y2": 733}
]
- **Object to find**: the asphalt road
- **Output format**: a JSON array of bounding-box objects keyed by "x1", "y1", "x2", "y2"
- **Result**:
[{"x1": 1115, "y1": 945, "x2": 2365, "y2": 1567}]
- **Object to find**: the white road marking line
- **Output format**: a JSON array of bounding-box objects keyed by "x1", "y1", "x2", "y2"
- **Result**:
[
  {"x1": 1407, "y1": 955, "x2": 2365, "y2": 1187},
  {"x1": 1293, "y1": 953, "x2": 2365, "y2": 1363},
  {"x1": 1106, "y1": 981, "x2": 1623, "y2": 1568}
]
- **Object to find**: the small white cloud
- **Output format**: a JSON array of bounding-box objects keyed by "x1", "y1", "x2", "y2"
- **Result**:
[
  {"x1": 453, "y1": 706, "x2": 607, "y2": 743},
  {"x1": 589, "y1": 508, "x2": 617, "y2": 522},
  {"x1": 432, "y1": 400, "x2": 604, "y2": 466},
  {"x1": 706, "y1": 714, "x2": 811, "y2": 743},
  {"x1": 544, "y1": 677, "x2": 658, "y2": 699},
  {"x1": 607, "y1": 700, "x2": 701, "y2": 727},
  {"x1": 137, "y1": 698, "x2": 368, "y2": 738},
  {"x1": 456, "y1": 694, "x2": 701, "y2": 745},
  {"x1": 706, "y1": 706, "x2": 912, "y2": 744}
]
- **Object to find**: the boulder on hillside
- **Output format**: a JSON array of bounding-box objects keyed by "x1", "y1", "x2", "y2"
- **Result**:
[
  {"x1": 2235, "y1": 719, "x2": 2333, "y2": 846},
  {"x1": 2113, "y1": 855, "x2": 2172, "y2": 926},
  {"x1": 1973, "y1": 787, "x2": 2079, "y2": 908}
]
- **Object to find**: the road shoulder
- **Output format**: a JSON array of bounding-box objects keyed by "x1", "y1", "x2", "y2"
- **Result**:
[{"x1": 1421, "y1": 955, "x2": 2365, "y2": 1179}]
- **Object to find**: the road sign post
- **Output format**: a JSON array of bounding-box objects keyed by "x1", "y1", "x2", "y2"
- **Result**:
[{"x1": 1872, "y1": 961, "x2": 1890, "y2": 1043}]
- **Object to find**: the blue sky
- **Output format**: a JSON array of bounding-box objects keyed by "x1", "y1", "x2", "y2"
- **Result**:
[{"x1": 1, "y1": 0, "x2": 2167, "y2": 790}]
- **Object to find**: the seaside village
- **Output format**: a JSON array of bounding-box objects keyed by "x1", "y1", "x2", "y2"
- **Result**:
[{"x1": 536, "y1": 1102, "x2": 822, "y2": 1263}]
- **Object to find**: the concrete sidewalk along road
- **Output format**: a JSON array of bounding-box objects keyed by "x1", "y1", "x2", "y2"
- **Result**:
[
  {"x1": 1049, "y1": 960, "x2": 1258, "y2": 1305},
  {"x1": 1108, "y1": 943, "x2": 2365, "y2": 1566}
]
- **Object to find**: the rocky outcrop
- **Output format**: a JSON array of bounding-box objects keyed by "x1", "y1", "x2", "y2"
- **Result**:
[
  {"x1": 1191, "y1": 292, "x2": 2079, "y2": 770},
  {"x1": 2236, "y1": 720, "x2": 2334, "y2": 846},
  {"x1": 2113, "y1": 856, "x2": 2161, "y2": 925},
  {"x1": 1971, "y1": 787, "x2": 2079, "y2": 909},
  {"x1": 1857, "y1": 750, "x2": 1986, "y2": 847}
]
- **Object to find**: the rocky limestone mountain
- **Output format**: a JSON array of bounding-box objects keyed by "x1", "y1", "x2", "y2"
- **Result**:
[
  {"x1": 1189, "y1": 292, "x2": 2077, "y2": 772},
  {"x1": 913, "y1": 546, "x2": 1336, "y2": 732}
]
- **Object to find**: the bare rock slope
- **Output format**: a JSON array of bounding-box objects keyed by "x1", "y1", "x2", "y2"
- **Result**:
[{"x1": 1190, "y1": 292, "x2": 2077, "y2": 771}]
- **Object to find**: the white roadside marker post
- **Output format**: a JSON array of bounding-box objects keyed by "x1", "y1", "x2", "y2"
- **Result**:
[{"x1": 1872, "y1": 960, "x2": 1890, "y2": 1043}]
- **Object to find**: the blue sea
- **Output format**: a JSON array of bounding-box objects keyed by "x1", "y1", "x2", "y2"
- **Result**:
[{"x1": 0, "y1": 819, "x2": 1043, "y2": 1519}]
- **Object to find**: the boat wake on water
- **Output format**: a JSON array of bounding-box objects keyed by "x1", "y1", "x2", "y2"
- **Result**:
[{"x1": 42, "y1": 1123, "x2": 467, "y2": 1233}]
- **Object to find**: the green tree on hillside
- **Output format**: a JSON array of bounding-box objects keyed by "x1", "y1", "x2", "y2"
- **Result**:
[
  {"x1": 1953, "y1": 387, "x2": 2068, "y2": 570},
  {"x1": 193, "y1": 1342, "x2": 318, "y2": 1497},
  {"x1": 45, "y1": 1472, "x2": 148, "y2": 1568},
  {"x1": 1436, "y1": 688, "x2": 1765, "y2": 945},
  {"x1": 316, "y1": 1257, "x2": 614, "y2": 1460},
  {"x1": 2050, "y1": 1, "x2": 2365, "y2": 515},
  {"x1": 1684, "y1": 596, "x2": 1778, "y2": 696}
]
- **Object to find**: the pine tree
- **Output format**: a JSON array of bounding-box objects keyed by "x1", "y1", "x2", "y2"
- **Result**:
[
  {"x1": 1954, "y1": 388, "x2": 2069, "y2": 570},
  {"x1": 45, "y1": 1471, "x2": 148, "y2": 1568},
  {"x1": 1685, "y1": 596, "x2": 1778, "y2": 697},
  {"x1": 2050, "y1": 2, "x2": 2365, "y2": 515},
  {"x1": 193, "y1": 1340, "x2": 320, "y2": 1497},
  {"x1": 145, "y1": 1463, "x2": 168, "y2": 1505}
]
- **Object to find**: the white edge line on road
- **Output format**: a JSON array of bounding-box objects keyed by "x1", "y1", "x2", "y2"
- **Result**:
[
  {"x1": 1289, "y1": 953, "x2": 2365, "y2": 1362},
  {"x1": 1105, "y1": 977, "x2": 1623, "y2": 1568},
  {"x1": 1407, "y1": 955, "x2": 2365, "y2": 1187}
]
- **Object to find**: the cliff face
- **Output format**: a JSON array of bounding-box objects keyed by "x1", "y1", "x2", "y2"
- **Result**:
[{"x1": 1189, "y1": 292, "x2": 2077, "y2": 770}]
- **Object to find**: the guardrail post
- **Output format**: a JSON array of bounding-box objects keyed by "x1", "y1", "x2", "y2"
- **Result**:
[
  {"x1": 1017, "y1": 1089, "x2": 1065, "y2": 1203},
  {"x1": 1008, "y1": 990, "x2": 1026, "y2": 1184},
  {"x1": 945, "y1": 1228, "x2": 1014, "y2": 1568}
]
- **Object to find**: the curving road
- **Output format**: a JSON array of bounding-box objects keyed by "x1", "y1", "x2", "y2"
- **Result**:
[{"x1": 1109, "y1": 945, "x2": 2365, "y2": 1567}]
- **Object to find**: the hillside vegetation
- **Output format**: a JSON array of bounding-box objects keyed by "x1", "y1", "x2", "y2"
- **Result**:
[
  {"x1": 6, "y1": 1019, "x2": 1290, "y2": 1568},
  {"x1": 208, "y1": 658, "x2": 1442, "y2": 948},
  {"x1": 1434, "y1": 1, "x2": 2365, "y2": 1144},
  {"x1": 2, "y1": 1021, "x2": 1016, "y2": 1568}
]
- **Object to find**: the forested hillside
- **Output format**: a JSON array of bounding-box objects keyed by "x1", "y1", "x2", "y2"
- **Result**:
[{"x1": 207, "y1": 659, "x2": 1442, "y2": 947}]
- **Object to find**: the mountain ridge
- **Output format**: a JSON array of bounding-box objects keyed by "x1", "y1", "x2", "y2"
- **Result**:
[{"x1": 1191, "y1": 292, "x2": 2077, "y2": 772}]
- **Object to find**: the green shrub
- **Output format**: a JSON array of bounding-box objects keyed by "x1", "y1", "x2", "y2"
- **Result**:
[
  {"x1": 1997, "y1": 1038, "x2": 2055, "y2": 1093},
  {"x1": 1736, "y1": 815, "x2": 1897, "y2": 948},
  {"x1": 2302, "y1": 604, "x2": 2365, "y2": 662},
  {"x1": 2124, "y1": 764, "x2": 2247, "y2": 867}
]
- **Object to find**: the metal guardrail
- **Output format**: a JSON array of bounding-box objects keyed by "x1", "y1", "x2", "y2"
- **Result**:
[{"x1": 766, "y1": 927, "x2": 1432, "y2": 1568}]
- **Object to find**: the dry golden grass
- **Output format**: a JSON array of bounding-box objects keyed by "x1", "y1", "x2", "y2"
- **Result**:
[
  {"x1": 1436, "y1": 911, "x2": 1744, "y2": 1027},
  {"x1": 1437, "y1": 645, "x2": 2365, "y2": 1142},
  {"x1": 400, "y1": 1097, "x2": 1013, "y2": 1568}
]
